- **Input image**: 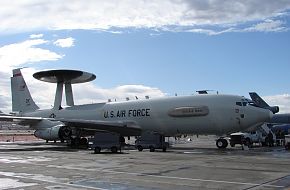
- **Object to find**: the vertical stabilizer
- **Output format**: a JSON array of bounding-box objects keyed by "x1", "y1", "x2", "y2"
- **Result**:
[
  {"x1": 11, "y1": 69, "x2": 39, "y2": 113},
  {"x1": 249, "y1": 92, "x2": 269, "y2": 108},
  {"x1": 249, "y1": 92, "x2": 279, "y2": 114}
]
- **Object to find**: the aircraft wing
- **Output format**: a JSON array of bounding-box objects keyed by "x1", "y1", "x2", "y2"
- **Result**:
[
  {"x1": 0, "y1": 115, "x2": 142, "y2": 136},
  {"x1": 0, "y1": 115, "x2": 43, "y2": 125},
  {"x1": 56, "y1": 118, "x2": 142, "y2": 136}
]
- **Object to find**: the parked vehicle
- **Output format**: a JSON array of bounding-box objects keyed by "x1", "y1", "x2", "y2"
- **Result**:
[
  {"x1": 135, "y1": 132, "x2": 169, "y2": 152},
  {"x1": 88, "y1": 132, "x2": 121, "y2": 153},
  {"x1": 229, "y1": 130, "x2": 274, "y2": 147}
]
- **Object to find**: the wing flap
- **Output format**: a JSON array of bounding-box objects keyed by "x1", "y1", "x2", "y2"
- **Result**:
[{"x1": 55, "y1": 118, "x2": 142, "y2": 136}]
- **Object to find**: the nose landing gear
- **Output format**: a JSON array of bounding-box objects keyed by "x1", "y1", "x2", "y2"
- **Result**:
[{"x1": 216, "y1": 138, "x2": 228, "y2": 149}]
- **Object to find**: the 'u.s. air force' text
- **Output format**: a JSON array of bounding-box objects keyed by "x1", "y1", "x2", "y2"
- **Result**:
[{"x1": 103, "y1": 109, "x2": 150, "y2": 118}]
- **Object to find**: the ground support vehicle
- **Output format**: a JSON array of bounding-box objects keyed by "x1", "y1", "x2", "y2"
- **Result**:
[
  {"x1": 135, "y1": 132, "x2": 169, "y2": 152},
  {"x1": 88, "y1": 132, "x2": 121, "y2": 153}
]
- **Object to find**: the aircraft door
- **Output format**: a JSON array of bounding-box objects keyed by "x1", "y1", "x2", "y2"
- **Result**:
[{"x1": 235, "y1": 101, "x2": 245, "y2": 129}]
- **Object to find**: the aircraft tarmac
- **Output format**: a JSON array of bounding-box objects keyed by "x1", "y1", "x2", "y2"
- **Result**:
[{"x1": 0, "y1": 136, "x2": 289, "y2": 190}]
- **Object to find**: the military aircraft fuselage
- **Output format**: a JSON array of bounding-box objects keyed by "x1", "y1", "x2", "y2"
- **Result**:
[{"x1": 22, "y1": 94, "x2": 272, "y2": 136}]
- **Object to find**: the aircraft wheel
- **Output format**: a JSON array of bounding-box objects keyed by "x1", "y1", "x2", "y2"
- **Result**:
[
  {"x1": 244, "y1": 138, "x2": 251, "y2": 147},
  {"x1": 149, "y1": 146, "x2": 155, "y2": 152},
  {"x1": 70, "y1": 137, "x2": 80, "y2": 147},
  {"x1": 111, "y1": 146, "x2": 118, "y2": 153},
  {"x1": 94, "y1": 147, "x2": 101, "y2": 154},
  {"x1": 137, "y1": 146, "x2": 143, "y2": 151},
  {"x1": 80, "y1": 138, "x2": 88, "y2": 145},
  {"x1": 162, "y1": 147, "x2": 167, "y2": 152},
  {"x1": 216, "y1": 138, "x2": 228, "y2": 149}
]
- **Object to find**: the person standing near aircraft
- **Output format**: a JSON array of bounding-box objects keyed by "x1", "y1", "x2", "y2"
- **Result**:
[{"x1": 267, "y1": 131, "x2": 274, "y2": 147}]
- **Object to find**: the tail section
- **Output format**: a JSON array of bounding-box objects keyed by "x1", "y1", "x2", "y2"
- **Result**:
[
  {"x1": 249, "y1": 92, "x2": 279, "y2": 114},
  {"x1": 11, "y1": 69, "x2": 39, "y2": 113},
  {"x1": 249, "y1": 92, "x2": 270, "y2": 108}
]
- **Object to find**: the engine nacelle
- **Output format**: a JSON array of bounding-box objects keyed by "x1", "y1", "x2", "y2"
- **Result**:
[
  {"x1": 34, "y1": 125, "x2": 72, "y2": 141},
  {"x1": 268, "y1": 106, "x2": 279, "y2": 114}
]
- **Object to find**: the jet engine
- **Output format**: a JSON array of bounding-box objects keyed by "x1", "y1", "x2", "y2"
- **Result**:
[
  {"x1": 268, "y1": 106, "x2": 279, "y2": 114},
  {"x1": 34, "y1": 125, "x2": 72, "y2": 141}
]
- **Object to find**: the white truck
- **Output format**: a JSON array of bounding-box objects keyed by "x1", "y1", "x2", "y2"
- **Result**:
[
  {"x1": 229, "y1": 124, "x2": 276, "y2": 147},
  {"x1": 229, "y1": 131, "x2": 275, "y2": 147},
  {"x1": 229, "y1": 131, "x2": 261, "y2": 147}
]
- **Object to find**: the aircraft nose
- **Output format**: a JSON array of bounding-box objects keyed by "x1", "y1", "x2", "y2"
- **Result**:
[
  {"x1": 260, "y1": 109, "x2": 273, "y2": 123},
  {"x1": 268, "y1": 111, "x2": 274, "y2": 122}
]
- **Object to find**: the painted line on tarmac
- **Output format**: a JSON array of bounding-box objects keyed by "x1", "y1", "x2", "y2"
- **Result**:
[
  {"x1": 22, "y1": 162, "x2": 286, "y2": 189},
  {"x1": 103, "y1": 170, "x2": 285, "y2": 188},
  {"x1": 40, "y1": 163, "x2": 285, "y2": 188},
  {"x1": 0, "y1": 172, "x2": 107, "y2": 190}
]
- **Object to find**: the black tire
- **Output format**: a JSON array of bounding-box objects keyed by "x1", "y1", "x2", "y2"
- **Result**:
[
  {"x1": 149, "y1": 146, "x2": 155, "y2": 152},
  {"x1": 94, "y1": 147, "x2": 101, "y2": 154},
  {"x1": 80, "y1": 138, "x2": 88, "y2": 145},
  {"x1": 111, "y1": 146, "x2": 118, "y2": 153},
  {"x1": 216, "y1": 139, "x2": 228, "y2": 149},
  {"x1": 70, "y1": 137, "x2": 80, "y2": 147},
  {"x1": 162, "y1": 147, "x2": 167, "y2": 152},
  {"x1": 137, "y1": 146, "x2": 143, "y2": 151},
  {"x1": 244, "y1": 138, "x2": 251, "y2": 146},
  {"x1": 230, "y1": 143, "x2": 235, "y2": 147}
]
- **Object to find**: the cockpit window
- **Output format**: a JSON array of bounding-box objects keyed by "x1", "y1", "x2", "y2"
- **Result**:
[
  {"x1": 237, "y1": 99, "x2": 258, "y2": 107},
  {"x1": 245, "y1": 98, "x2": 258, "y2": 107}
]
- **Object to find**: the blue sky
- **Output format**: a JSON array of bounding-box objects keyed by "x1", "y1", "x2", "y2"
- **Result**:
[{"x1": 0, "y1": 1, "x2": 290, "y2": 113}]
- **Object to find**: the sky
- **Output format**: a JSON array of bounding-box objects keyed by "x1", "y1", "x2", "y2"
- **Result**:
[{"x1": 0, "y1": 0, "x2": 290, "y2": 113}]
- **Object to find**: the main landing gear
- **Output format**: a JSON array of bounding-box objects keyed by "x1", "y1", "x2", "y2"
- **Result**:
[
  {"x1": 69, "y1": 137, "x2": 88, "y2": 148},
  {"x1": 216, "y1": 138, "x2": 228, "y2": 149}
]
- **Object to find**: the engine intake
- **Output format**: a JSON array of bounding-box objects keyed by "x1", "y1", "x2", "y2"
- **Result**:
[
  {"x1": 34, "y1": 125, "x2": 72, "y2": 141},
  {"x1": 268, "y1": 106, "x2": 279, "y2": 114}
]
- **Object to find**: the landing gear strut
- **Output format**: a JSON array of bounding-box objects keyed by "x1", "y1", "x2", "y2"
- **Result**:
[{"x1": 69, "y1": 137, "x2": 88, "y2": 148}]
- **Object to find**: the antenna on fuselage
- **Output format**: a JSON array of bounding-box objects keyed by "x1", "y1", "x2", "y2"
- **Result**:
[{"x1": 33, "y1": 69, "x2": 96, "y2": 109}]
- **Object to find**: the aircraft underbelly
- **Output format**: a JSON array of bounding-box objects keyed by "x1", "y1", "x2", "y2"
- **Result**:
[{"x1": 133, "y1": 114, "x2": 218, "y2": 136}]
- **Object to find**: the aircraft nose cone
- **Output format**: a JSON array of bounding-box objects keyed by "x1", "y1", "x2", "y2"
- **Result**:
[
  {"x1": 268, "y1": 111, "x2": 274, "y2": 121},
  {"x1": 261, "y1": 109, "x2": 273, "y2": 123},
  {"x1": 254, "y1": 108, "x2": 273, "y2": 124}
]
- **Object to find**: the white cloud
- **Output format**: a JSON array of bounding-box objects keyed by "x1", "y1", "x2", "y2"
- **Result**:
[
  {"x1": 73, "y1": 84, "x2": 165, "y2": 104},
  {"x1": 0, "y1": 68, "x2": 166, "y2": 112},
  {"x1": 29, "y1": 34, "x2": 43, "y2": 38},
  {"x1": 0, "y1": 36, "x2": 166, "y2": 113},
  {"x1": 53, "y1": 37, "x2": 75, "y2": 48},
  {"x1": 244, "y1": 20, "x2": 287, "y2": 32},
  {"x1": 0, "y1": 39, "x2": 63, "y2": 72},
  {"x1": 263, "y1": 94, "x2": 290, "y2": 113},
  {"x1": 0, "y1": 1, "x2": 289, "y2": 35}
]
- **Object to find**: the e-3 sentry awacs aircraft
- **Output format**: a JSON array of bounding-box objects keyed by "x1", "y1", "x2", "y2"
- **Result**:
[{"x1": 0, "y1": 69, "x2": 273, "y2": 148}]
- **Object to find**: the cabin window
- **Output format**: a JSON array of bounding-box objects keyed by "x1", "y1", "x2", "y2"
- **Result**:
[
  {"x1": 236, "y1": 102, "x2": 242, "y2": 106},
  {"x1": 242, "y1": 102, "x2": 247, "y2": 106}
]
